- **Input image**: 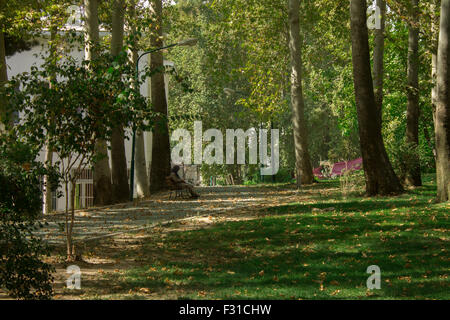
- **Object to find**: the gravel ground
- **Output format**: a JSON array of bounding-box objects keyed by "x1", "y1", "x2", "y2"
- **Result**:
[{"x1": 36, "y1": 185, "x2": 300, "y2": 245}]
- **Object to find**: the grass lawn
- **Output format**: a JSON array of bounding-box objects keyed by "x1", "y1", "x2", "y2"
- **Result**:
[{"x1": 54, "y1": 174, "x2": 448, "y2": 300}]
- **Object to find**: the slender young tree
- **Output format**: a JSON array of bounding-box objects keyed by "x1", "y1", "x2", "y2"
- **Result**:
[
  {"x1": 405, "y1": 0, "x2": 422, "y2": 186},
  {"x1": 85, "y1": 0, "x2": 114, "y2": 206},
  {"x1": 43, "y1": 27, "x2": 58, "y2": 215},
  {"x1": 149, "y1": 0, "x2": 171, "y2": 193},
  {"x1": 288, "y1": 0, "x2": 314, "y2": 187},
  {"x1": 350, "y1": 0, "x2": 404, "y2": 195},
  {"x1": 110, "y1": 0, "x2": 130, "y2": 202},
  {"x1": 435, "y1": 0, "x2": 450, "y2": 202}
]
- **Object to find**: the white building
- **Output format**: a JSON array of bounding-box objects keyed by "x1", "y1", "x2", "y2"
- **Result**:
[{"x1": 6, "y1": 31, "x2": 172, "y2": 211}]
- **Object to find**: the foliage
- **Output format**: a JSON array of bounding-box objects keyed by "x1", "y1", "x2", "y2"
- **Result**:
[
  {"x1": 163, "y1": 0, "x2": 437, "y2": 185},
  {"x1": 387, "y1": 140, "x2": 422, "y2": 183},
  {"x1": 0, "y1": 133, "x2": 55, "y2": 299},
  {"x1": 0, "y1": 221, "x2": 54, "y2": 299},
  {"x1": 0, "y1": 134, "x2": 58, "y2": 222},
  {"x1": 2, "y1": 50, "x2": 149, "y2": 155},
  {"x1": 0, "y1": 38, "x2": 154, "y2": 260}
]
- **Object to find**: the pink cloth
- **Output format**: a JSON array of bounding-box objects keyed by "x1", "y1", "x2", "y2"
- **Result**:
[
  {"x1": 331, "y1": 157, "x2": 363, "y2": 177},
  {"x1": 313, "y1": 158, "x2": 363, "y2": 179},
  {"x1": 313, "y1": 166, "x2": 324, "y2": 179},
  {"x1": 346, "y1": 158, "x2": 363, "y2": 171}
]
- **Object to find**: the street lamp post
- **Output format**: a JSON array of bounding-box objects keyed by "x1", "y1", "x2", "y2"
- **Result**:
[{"x1": 129, "y1": 38, "x2": 198, "y2": 201}]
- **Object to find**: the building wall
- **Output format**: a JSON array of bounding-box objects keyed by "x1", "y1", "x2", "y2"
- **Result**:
[{"x1": 6, "y1": 34, "x2": 171, "y2": 211}]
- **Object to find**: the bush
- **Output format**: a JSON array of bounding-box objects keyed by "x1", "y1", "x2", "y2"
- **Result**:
[
  {"x1": 0, "y1": 134, "x2": 55, "y2": 299},
  {"x1": 242, "y1": 166, "x2": 294, "y2": 184},
  {"x1": 387, "y1": 141, "x2": 421, "y2": 182},
  {"x1": 339, "y1": 169, "x2": 365, "y2": 198},
  {"x1": 0, "y1": 221, "x2": 54, "y2": 299},
  {"x1": 273, "y1": 167, "x2": 294, "y2": 183},
  {"x1": 243, "y1": 179, "x2": 259, "y2": 186}
]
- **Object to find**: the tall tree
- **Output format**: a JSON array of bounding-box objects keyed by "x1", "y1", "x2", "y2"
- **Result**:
[
  {"x1": 405, "y1": 0, "x2": 422, "y2": 186},
  {"x1": 110, "y1": 0, "x2": 130, "y2": 202},
  {"x1": 373, "y1": 0, "x2": 386, "y2": 125},
  {"x1": 435, "y1": 0, "x2": 450, "y2": 202},
  {"x1": 432, "y1": 0, "x2": 440, "y2": 121},
  {"x1": 350, "y1": 0, "x2": 404, "y2": 195},
  {"x1": 0, "y1": 26, "x2": 7, "y2": 133},
  {"x1": 85, "y1": 0, "x2": 114, "y2": 206},
  {"x1": 149, "y1": 0, "x2": 171, "y2": 193},
  {"x1": 128, "y1": 0, "x2": 149, "y2": 198},
  {"x1": 288, "y1": 0, "x2": 314, "y2": 187},
  {"x1": 0, "y1": 0, "x2": 13, "y2": 129}
]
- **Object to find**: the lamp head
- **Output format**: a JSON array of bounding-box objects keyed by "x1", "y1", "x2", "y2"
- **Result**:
[{"x1": 178, "y1": 38, "x2": 198, "y2": 46}]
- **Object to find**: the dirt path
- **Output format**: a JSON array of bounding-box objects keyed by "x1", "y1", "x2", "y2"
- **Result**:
[
  {"x1": 37, "y1": 185, "x2": 301, "y2": 245},
  {"x1": 43, "y1": 184, "x2": 312, "y2": 299},
  {"x1": 1, "y1": 184, "x2": 333, "y2": 299}
]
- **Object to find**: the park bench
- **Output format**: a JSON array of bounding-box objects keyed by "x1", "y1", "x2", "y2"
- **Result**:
[{"x1": 165, "y1": 176, "x2": 190, "y2": 200}]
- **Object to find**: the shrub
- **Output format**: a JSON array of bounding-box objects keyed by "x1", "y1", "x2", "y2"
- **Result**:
[
  {"x1": 0, "y1": 221, "x2": 54, "y2": 299},
  {"x1": 387, "y1": 141, "x2": 421, "y2": 183},
  {"x1": 339, "y1": 169, "x2": 365, "y2": 198},
  {"x1": 273, "y1": 167, "x2": 294, "y2": 183},
  {"x1": 0, "y1": 134, "x2": 55, "y2": 299}
]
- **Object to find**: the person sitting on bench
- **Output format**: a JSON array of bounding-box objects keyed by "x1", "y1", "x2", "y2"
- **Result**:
[{"x1": 168, "y1": 165, "x2": 200, "y2": 198}]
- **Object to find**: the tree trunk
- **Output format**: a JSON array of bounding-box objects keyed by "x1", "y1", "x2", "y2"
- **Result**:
[
  {"x1": 110, "y1": 0, "x2": 130, "y2": 202},
  {"x1": 433, "y1": 52, "x2": 438, "y2": 124},
  {"x1": 67, "y1": 179, "x2": 77, "y2": 261},
  {"x1": 405, "y1": 0, "x2": 422, "y2": 186},
  {"x1": 435, "y1": 0, "x2": 450, "y2": 202},
  {"x1": 373, "y1": 0, "x2": 386, "y2": 126},
  {"x1": 43, "y1": 29, "x2": 57, "y2": 215},
  {"x1": 84, "y1": 0, "x2": 100, "y2": 61},
  {"x1": 149, "y1": 0, "x2": 171, "y2": 193},
  {"x1": 0, "y1": 31, "x2": 6, "y2": 86},
  {"x1": 128, "y1": 1, "x2": 149, "y2": 198},
  {"x1": 85, "y1": 0, "x2": 113, "y2": 206},
  {"x1": 0, "y1": 0, "x2": 5, "y2": 119},
  {"x1": 135, "y1": 129, "x2": 149, "y2": 197},
  {"x1": 43, "y1": 145, "x2": 53, "y2": 214},
  {"x1": 423, "y1": 125, "x2": 436, "y2": 159},
  {"x1": 429, "y1": 0, "x2": 439, "y2": 160},
  {"x1": 432, "y1": 1, "x2": 439, "y2": 122},
  {"x1": 350, "y1": 0, "x2": 403, "y2": 196},
  {"x1": 288, "y1": 0, "x2": 314, "y2": 187},
  {"x1": 0, "y1": 30, "x2": 8, "y2": 131},
  {"x1": 65, "y1": 180, "x2": 75, "y2": 262}
]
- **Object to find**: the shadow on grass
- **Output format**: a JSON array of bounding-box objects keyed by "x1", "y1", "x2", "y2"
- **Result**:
[
  {"x1": 70, "y1": 176, "x2": 448, "y2": 300},
  {"x1": 263, "y1": 192, "x2": 443, "y2": 217},
  {"x1": 106, "y1": 205, "x2": 448, "y2": 299}
]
